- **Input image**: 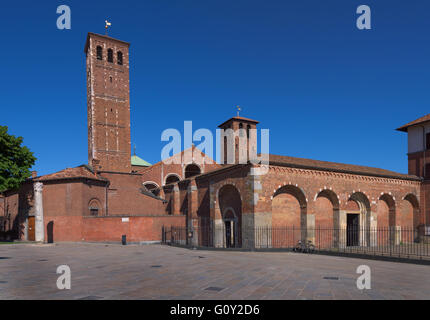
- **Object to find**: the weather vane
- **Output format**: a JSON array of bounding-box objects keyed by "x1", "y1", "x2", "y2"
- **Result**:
[
  {"x1": 236, "y1": 105, "x2": 241, "y2": 117},
  {"x1": 105, "y1": 20, "x2": 112, "y2": 35}
]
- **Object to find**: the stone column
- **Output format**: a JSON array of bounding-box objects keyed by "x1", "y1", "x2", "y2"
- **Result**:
[
  {"x1": 34, "y1": 182, "x2": 44, "y2": 242},
  {"x1": 187, "y1": 180, "x2": 199, "y2": 246},
  {"x1": 173, "y1": 185, "x2": 180, "y2": 215}
]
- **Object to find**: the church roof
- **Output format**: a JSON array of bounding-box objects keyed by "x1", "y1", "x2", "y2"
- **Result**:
[
  {"x1": 131, "y1": 155, "x2": 151, "y2": 167},
  {"x1": 267, "y1": 154, "x2": 420, "y2": 181},
  {"x1": 397, "y1": 113, "x2": 430, "y2": 132},
  {"x1": 218, "y1": 116, "x2": 259, "y2": 128},
  {"x1": 34, "y1": 165, "x2": 108, "y2": 182}
]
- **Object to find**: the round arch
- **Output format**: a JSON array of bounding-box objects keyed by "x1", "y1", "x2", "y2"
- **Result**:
[
  {"x1": 88, "y1": 198, "x2": 102, "y2": 216},
  {"x1": 184, "y1": 163, "x2": 201, "y2": 179},
  {"x1": 272, "y1": 184, "x2": 307, "y2": 230},
  {"x1": 403, "y1": 193, "x2": 420, "y2": 231},
  {"x1": 143, "y1": 181, "x2": 160, "y2": 196},
  {"x1": 315, "y1": 189, "x2": 340, "y2": 229},
  {"x1": 378, "y1": 193, "x2": 396, "y2": 227},
  {"x1": 165, "y1": 173, "x2": 181, "y2": 185},
  {"x1": 347, "y1": 192, "x2": 371, "y2": 246},
  {"x1": 218, "y1": 184, "x2": 242, "y2": 248}
]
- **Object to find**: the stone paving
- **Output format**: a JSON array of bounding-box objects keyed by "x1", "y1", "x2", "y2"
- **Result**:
[{"x1": 0, "y1": 243, "x2": 429, "y2": 300}]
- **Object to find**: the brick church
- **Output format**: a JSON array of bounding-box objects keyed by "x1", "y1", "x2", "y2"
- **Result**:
[{"x1": 1, "y1": 32, "x2": 429, "y2": 247}]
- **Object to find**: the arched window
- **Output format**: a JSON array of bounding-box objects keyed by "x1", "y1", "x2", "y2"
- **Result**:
[
  {"x1": 165, "y1": 174, "x2": 180, "y2": 185},
  {"x1": 247, "y1": 124, "x2": 251, "y2": 138},
  {"x1": 117, "y1": 51, "x2": 123, "y2": 65},
  {"x1": 185, "y1": 164, "x2": 201, "y2": 178},
  {"x1": 107, "y1": 49, "x2": 113, "y2": 63},
  {"x1": 88, "y1": 199, "x2": 102, "y2": 216},
  {"x1": 239, "y1": 123, "x2": 244, "y2": 137},
  {"x1": 96, "y1": 46, "x2": 103, "y2": 60},
  {"x1": 143, "y1": 182, "x2": 160, "y2": 196}
]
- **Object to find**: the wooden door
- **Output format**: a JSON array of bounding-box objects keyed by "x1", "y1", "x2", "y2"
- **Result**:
[{"x1": 28, "y1": 217, "x2": 35, "y2": 241}]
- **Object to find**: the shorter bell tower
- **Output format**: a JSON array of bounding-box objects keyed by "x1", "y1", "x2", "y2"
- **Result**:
[{"x1": 218, "y1": 116, "x2": 259, "y2": 165}]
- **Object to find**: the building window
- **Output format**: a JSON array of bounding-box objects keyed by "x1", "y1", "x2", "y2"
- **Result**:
[
  {"x1": 89, "y1": 207, "x2": 99, "y2": 216},
  {"x1": 88, "y1": 198, "x2": 102, "y2": 216},
  {"x1": 247, "y1": 124, "x2": 251, "y2": 138},
  {"x1": 426, "y1": 133, "x2": 430, "y2": 150},
  {"x1": 96, "y1": 46, "x2": 103, "y2": 60},
  {"x1": 185, "y1": 164, "x2": 201, "y2": 178},
  {"x1": 117, "y1": 51, "x2": 123, "y2": 65},
  {"x1": 165, "y1": 174, "x2": 180, "y2": 185},
  {"x1": 143, "y1": 182, "x2": 160, "y2": 196},
  {"x1": 107, "y1": 49, "x2": 113, "y2": 63},
  {"x1": 239, "y1": 123, "x2": 244, "y2": 137}
]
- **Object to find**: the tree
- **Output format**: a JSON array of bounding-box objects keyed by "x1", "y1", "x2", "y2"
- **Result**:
[{"x1": 0, "y1": 126, "x2": 36, "y2": 193}]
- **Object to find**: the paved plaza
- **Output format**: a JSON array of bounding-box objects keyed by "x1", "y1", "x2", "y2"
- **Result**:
[{"x1": 0, "y1": 243, "x2": 429, "y2": 300}]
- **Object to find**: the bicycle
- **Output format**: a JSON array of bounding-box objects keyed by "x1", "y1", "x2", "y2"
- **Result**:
[{"x1": 293, "y1": 240, "x2": 315, "y2": 253}]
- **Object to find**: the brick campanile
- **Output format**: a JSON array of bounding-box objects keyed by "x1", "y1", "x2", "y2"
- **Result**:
[{"x1": 84, "y1": 32, "x2": 131, "y2": 173}]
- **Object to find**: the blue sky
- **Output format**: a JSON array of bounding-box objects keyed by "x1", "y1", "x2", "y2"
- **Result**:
[{"x1": 1, "y1": 0, "x2": 429, "y2": 175}]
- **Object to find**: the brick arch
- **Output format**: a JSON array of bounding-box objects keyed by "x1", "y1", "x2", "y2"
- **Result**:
[
  {"x1": 272, "y1": 184, "x2": 307, "y2": 234},
  {"x1": 88, "y1": 198, "x2": 102, "y2": 216},
  {"x1": 348, "y1": 192, "x2": 371, "y2": 246},
  {"x1": 218, "y1": 184, "x2": 242, "y2": 219},
  {"x1": 184, "y1": 163, "x2": 201, "y2": 179},
  {"x1": 218, "y1": 184, "x2": 242, "y2": 247},
  {"x1": 164, "y1": 173, "x2": 181, "y2": 185},
  {"x1": 402, "y1": 193, "x2": 420, "y2": 231},
  {"x1": 272, "y1": 185, "x2": 307, "y2": 208},
  {"x1": 315, "y1": 189, "x2": 340, "y2": 228},
  {"x1": 348, "y1": 192, "x2": 371, "y2": 213},
  {"x1": 378, "y1": 193, "x2": 396, "y2": 227}
]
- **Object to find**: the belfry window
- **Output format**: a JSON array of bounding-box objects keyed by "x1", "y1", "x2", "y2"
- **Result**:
[
  {"x1": 107, "y1": 49, "x2": 113, "y2": 63},
  {"x1": 239, "y1": 123, "x2": 244, "y2": 137},
  {"x1": 117, "y1": 51, "x2": 123, "y2": 65},
  {"x1": 96, "y1": 46, "x2": 103, "y2": 60}
]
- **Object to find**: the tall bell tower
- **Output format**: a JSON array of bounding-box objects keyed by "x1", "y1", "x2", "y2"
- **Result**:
[{"x1": 84, "y1": 32, "x2": 131, "y2": 173}]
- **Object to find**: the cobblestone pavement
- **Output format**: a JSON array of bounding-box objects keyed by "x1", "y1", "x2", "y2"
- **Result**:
[{"x1": 0, "y1": 243, "x2": 429, "y2": 300}]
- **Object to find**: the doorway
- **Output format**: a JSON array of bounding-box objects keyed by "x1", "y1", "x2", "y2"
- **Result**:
[
  {"x1": 223, "y1": 208, "x2": 238, "y2": 248},
  {"x1": 347, "y1": 214, "x2": 359, "y2": 246},
  {"x1": 28, "y1": 216, "x2": 35, "y2": 241},
  {"x1": 225, "y1": 220, "x2": 234, "y2": 248}
]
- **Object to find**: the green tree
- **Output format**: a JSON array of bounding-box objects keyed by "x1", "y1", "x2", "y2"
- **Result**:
[{"x1": 0, "y1": 126, "x2": 36, "y2": 193}]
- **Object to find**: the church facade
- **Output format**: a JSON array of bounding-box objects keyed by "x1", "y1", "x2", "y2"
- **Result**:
[{"x1": 1, "y1": 33, "x2": 429, "y2": 247}]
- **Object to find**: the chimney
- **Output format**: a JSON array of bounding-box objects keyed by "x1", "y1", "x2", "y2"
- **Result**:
[{"x1": 31, "y1": 171, "x2": 37, "y2": 178}]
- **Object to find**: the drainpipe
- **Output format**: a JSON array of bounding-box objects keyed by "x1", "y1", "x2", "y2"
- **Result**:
[
  {"x1": 420, "y1": 125, "x2": 427, "y2": 229},
  {"x1": 421, "y1": 125, "x2": 426, "y2": 178}
]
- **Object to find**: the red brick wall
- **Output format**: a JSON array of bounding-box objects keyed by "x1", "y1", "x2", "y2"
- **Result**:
[
  {"x1": 100, "y1": 172, "x2": 167, "y2": 215},
  {"x1": 82, "y1": 215, "x2": 185, "y2": 242},
  {"x1": 272, "y1": 193, "x2": 301, "y2": 227},
  {"x1": 314, "y1": 196, "x2": 334, "y2": 227}
]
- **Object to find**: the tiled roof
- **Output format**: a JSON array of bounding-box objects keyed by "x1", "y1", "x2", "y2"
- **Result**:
[
  {"x1": 34, "y1": 165, "x2": 108, "y2": 182},
  {"x1": 397, "y1": 114, "x2": 430, "y2": 132},
  {"x1": 218, "y1": 116, "x2": 259, "y2": 128},
  {"x1": 267, "y1": 154, "x2": 420, "y2": 181}
]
